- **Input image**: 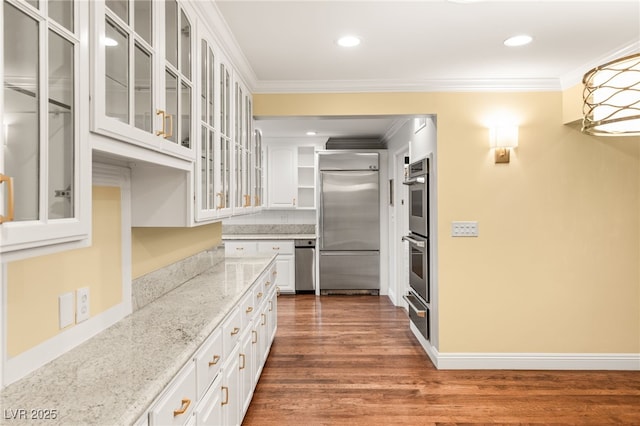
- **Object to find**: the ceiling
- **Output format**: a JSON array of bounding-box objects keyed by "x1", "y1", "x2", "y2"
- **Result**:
[{"x1": 215, "y1": 0, "x2": 640, "y2": 140}]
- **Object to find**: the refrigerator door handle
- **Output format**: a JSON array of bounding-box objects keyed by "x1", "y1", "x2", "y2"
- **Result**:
[
  {"x1": 318, "y1": 172, "x2": 324, "y2": 250},
  {"x1": 320, "y1": 251, "x2": 378, "y2": 256}
]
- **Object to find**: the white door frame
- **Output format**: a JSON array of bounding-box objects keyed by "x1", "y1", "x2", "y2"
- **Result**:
[{"x1": 390, "y1": 146, "x2": 409, "y2": 307}]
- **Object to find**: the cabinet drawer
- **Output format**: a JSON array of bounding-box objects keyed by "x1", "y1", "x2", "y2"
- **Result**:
[
  {"x1": 257, "y1": 240, "x2": 294, "y2": 255},
  {"x1": 222, "y1": 306, "x2": 242, "y2": 359},
  {"x1": 194, "y1": 328, "x2": 223, "y2": 399},
  {"x1": 224, "y1": 241, "x2": 258, "y2": 256},
  {"x1": 240, "y1": 290, "x2": 257, "y2": 330},
  {"x1": 149, "y1": 362, "x2": 196, "y2": 426},
  {"x1": 253, "y1": 284, "x2": 266, "y2": 309}
]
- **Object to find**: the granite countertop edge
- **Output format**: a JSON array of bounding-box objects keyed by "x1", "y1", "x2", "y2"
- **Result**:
[
  {"x1": 222, "y1": 233, "x2": 317, "y2": 240},
  {"x1": 0, "y1": 254, "x2": 276, "y2": 426}
]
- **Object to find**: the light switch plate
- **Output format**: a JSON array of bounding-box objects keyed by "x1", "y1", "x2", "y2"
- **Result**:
[
  {"x1": 452, "y1": 221, "x2": 479, "y2": 237},
  {"x1": 59, "y1": 292, "x2": 74, "y2": 329},
  {"x1": 76, "y1": 287, "x2": 90, "y2": 323}
]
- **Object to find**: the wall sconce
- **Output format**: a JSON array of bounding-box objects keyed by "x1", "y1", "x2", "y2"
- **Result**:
[
  {"x1": 582, "y1": 53, "x2": 640, "y2": 136},
  {"x1": 489, "y1": 125, "x2": 518, "y2": 163}
]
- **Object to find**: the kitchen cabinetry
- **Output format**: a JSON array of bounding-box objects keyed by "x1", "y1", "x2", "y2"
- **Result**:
[
  {"x1": 91, "y1": 0, "x2": 195, "y2": 161},
  {"x1": 266, "y1": 144, "x2": 317, "y2": 209},
  {"x1": 142, "y1": 259, "x2": 277, "y2": 426},
  {"x1": 1, "y1": 0, "x2": 91, "y2": 258},
  {"x1": 225, "y1": 240, "x2": 295, "y2": 294}
]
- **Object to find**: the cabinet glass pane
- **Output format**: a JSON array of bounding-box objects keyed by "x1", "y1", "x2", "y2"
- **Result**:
[
  {"x1": 165, "y1": 69, "x2": 177, "y2": 143},
  {"x1": 49, "y1": 0, "x2": 74, "y2": 32},
  {"x1": 48, "y1": 30, "x2": 74, "y2": 219},
  {"x1": 220, "y1": 137, "x2": 230, "y2": 209},
  {"x1": 180, "y1": 82, "x2": 191, "y2": 148},
  {"x1": 106, "y1": 0, "x2": 128, "y2": 24},
  {"x1": 3, "y1": 3, "x2": 39, "y2": 221},
  {"x1": 201, "y1": 126, "x2": 207, "y2": 208},
  {"x1": 208, "y1": 48, "x2": 214, "y2": 126},
  {"x1": 208, "y1": 131, "x2": 214, "y2": 209},
  {"x1": 105, "y1": 18, "x2": 129, "y2": 123},
  {"x1": 165, "y1": 0, "x2": 177, "y2": 68},
  {"x1": 201, "y1": 40, "x2": 207, "y2": 123},
  {"x1": 26, "y1": 0, "x2": 38, "y2": 9},
  {"x1": 180, "y1": 10, "x2": 191, "y2": 80},
  {"x1": 134, "y1": 43, "x2": 152, "y2": 133},
  {"x1": 134, "y1": 0, "x2": 151, "y2": 45}
]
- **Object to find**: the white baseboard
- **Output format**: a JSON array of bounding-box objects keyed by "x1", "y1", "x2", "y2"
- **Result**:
[
  {"x1": 408, "y1": 323, "x2": 640, "y2": 371},
  {"x1": 4, "y1": 303, "x2": 128, "y2": 386}
]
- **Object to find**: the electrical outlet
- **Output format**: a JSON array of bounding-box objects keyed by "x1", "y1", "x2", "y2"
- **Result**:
[
  {"x1": 59, "y1": 292, "x2": 74, "y2": 329},
  {"x1": 76, "y1": 287, "x2": 90, "y2": 323},
  {"x1": 452, "y1": 221, "x2": 479, "y2": 237}
]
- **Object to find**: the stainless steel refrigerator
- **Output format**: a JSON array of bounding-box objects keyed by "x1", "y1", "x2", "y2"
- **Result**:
[{"x1": 318, "y1": 151, "x2": 380, "y2": 293}]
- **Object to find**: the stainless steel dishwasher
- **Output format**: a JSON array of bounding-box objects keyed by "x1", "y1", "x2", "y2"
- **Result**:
[{"x1": 295, "y1": 239, "x2": 316, "y2": 293}]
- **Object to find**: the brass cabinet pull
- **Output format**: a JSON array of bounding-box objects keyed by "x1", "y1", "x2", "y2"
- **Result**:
[
  {"x1": 261, "y1": 313, "x2": 266, "y2": 326},
  {"x1": 254, "y1": 195, "x2": 259, "y2": 205},
  {"x1": 156, "y1": 109, "x2": 166, "y2": 136},
  {"x1": 173, "y1": 398, "x2": 191, "y2": 416},
  {"x1": 252, "y1": 330, "x2": 257, "y2": 344},
  {"x1": 208, "y1": 355, "x2": 221, "y2": 366},
  {"x1": 239, "y1": 353, "x2": 246, "y2": 370},
  {"x1": 165, "y1": 113, "x2": 174, "y2": 138},
  {"x1": 276, "y1": 286, "x2": 281, "y2": 297},
  {"x1": 272, "y1": 246, "x2": 280, "y2": 250},
  {"x1": 265, "y1": 280, "x2": 271, "y2": 287},
  {"x1": 0, "y1": 174, "x2": 15, "y2": 224},
  {"x1": 269, "y1": 301, "x2": 273, "y2": 312},
  {"x1": 235, "y1": 247, "x2": 244, "y2": 251},
  {"x1": 231, "y1": 327, "x2": 240, "y2": 336},
  {"x1": 272, "y1": 270, "x2": 278, "y2": 276},
  {"x1": 293, "y1": 197, "x2": 296, "y2": 206},
  {"x1": 257, "y1": 292, "x2": 263, "y2": 299},
  {"x1": 243, "y1": 194, "x2": 251, "y2": 207},
  {"x1": 216, "y1": 192, "x2": 224, "y2": 210},
  {"x1": 246, "y1": 306, "x2": 253, "y2": 314},
  {"x1": 221, "y1": 386, "x2": 229, "y2": 406}
]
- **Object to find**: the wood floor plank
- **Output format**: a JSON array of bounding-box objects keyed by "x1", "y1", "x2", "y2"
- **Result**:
[{"x1": 243, "y1": 295, "x2": 640, "y2": 425}]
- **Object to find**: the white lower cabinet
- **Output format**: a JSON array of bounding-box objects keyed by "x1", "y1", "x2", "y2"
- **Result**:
[
  {"x1": 146, "y1": 261, "x2": 277, "y2": 425},
  {"x1": 149, "y1": 362, "x2": 197, "y2": 426},
  {"x1": 225, "y1": 240, "x2": 296, "y2": 294},
  {"x1": 195, "y1": 374, "x2": 223, "y2": 426}
]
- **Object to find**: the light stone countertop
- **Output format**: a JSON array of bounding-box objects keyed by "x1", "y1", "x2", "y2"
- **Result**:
[
  {"x1": 222, "y1": 233, "x2": 316, "y2": 240},
  {"x1": 0, "y1": 254, "x2": 276, "y2": 426}
]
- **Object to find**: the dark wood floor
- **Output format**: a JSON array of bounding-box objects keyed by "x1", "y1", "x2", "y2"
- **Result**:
[{"x1": 243, "y1": 295, "x2": 640, "y2": 425}]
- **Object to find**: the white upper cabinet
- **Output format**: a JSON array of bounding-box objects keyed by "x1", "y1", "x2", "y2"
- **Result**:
[
  {"x1": 267, "y1": 145, "x2": 297, "y2": 208},
  {"x1": 90, "y1": 0, "x2": 195, "y2": 161},
  {"x1": 1, "y1": 0, "x2": 91, "y2": 258}
]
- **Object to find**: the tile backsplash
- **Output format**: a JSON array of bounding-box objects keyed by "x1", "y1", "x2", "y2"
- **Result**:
[{"x1": 222, "y1": 209, "x2": 316, "y2": 225}]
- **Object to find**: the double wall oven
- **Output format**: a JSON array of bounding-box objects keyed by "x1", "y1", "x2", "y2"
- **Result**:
[{"x1": 402, "y1": 158, "x2": 430, "y2": 342}]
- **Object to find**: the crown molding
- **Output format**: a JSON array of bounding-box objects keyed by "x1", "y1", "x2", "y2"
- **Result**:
[
  {"x1": 252, "y1": 78, "x2": 562, "y2": 94},
  {"x1": 559, "y1": 41, "x2": 640, "y2": 90},
  {"x1": 192, "y1": 1, "x2": 258, "y2": 91}
]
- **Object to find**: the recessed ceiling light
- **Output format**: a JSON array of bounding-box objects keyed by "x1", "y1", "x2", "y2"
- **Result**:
[
  {"x1": 504, "y1": 34, "x2": 533, "y2": 47},
  {"x1": 337, "y1": 35, "x2": 361, "y2": 48},
  {"x1": 306, "y1": 131, "x2": 317, "y2": 136}
]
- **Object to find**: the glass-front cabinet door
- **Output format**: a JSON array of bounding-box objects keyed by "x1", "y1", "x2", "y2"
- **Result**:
[
  {"x1": 196, "y1": 23, "x2": 231, "y2": 221},
  {"x1": 1, "y1": 0, "x2": 90, "y2": 256},
  {"x1": 91, "y1": 0, "x2": 194, "y2": 161},
  {"x1": 233, "y1": 78, "x2": 255, "y2": 213}
]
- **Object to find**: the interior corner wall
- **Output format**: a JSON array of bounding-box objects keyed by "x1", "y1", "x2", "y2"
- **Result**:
[
  {"x1": 254, "y1": 91, "x2": 640, "y2": 354},
  {"x1": 6, "y1": 186, "x2": 123, "y2": 357},
  {"x1": 131, "y1": 222, "x2": 222, "y2": 279}
]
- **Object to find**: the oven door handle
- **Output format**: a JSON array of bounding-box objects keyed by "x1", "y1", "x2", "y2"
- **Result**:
[
  {"x1": 402, "y1": 235, "x2": 425, "y2": 248},
  {"x1": 402, "y1": 294, "x2": 426, "y2": 318},
  {"x1": 402, "y1": 176, "x2": 425, "y2": 185}
]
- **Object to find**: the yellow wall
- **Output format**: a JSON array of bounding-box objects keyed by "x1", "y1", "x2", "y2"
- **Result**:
[
  {"x1": 254, "y1": 91, "x2": 640, "y2": 354},
  {"x1": 131, "y1": 222, "x2": 222, "y2": 279},
  {"x1": 562, "y1": 83, "x2": 584, "y2": 124},
  {"x1": 7, "y1": 187, "x2": 123, "y2": 357}
]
